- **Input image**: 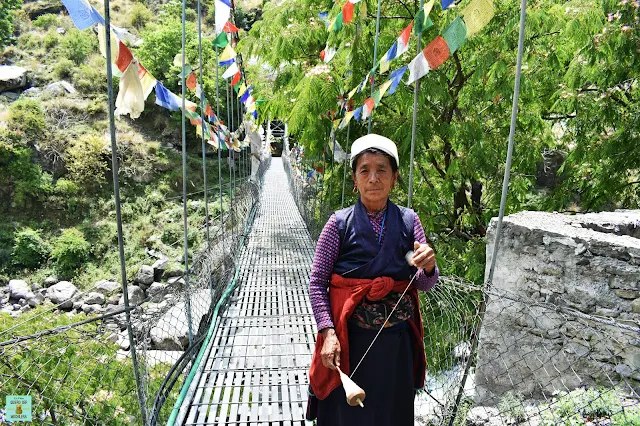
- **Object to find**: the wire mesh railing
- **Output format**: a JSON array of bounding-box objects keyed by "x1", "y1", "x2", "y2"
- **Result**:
[
  {"x1": 283, "y1": 150, "x2": 640, "y2": 426},
  {"x1": 0, "y1": 154, "x2": 270, "y2": 426}
]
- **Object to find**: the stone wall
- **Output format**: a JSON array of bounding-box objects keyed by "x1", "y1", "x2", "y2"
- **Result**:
[{"x1": 476, "y1": 210, "x2": 640, "y2": 404}]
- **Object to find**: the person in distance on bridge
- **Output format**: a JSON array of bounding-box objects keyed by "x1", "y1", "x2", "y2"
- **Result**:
[{"x1": 307, "y1": 133, "x2": 439, "y2": 425}]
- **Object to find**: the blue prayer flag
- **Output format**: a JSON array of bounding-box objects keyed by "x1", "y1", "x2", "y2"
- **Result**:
[
  {"x1": 61, "y1": 0, "x2": 104, "y2": 30},
  {"x1": 388, "y1": 66, "x2": 408, "y2": 95},
  {"x1": 318, "y1": 11, "x2": 329, "y2": 19},
  {"x1": 219, "y1": 57, "x2": 235, "y2": 67},
  {"x1": 252, "y1": 110, "x2": 258, "y2": 119},
  {"x1": 353, "y1": 106, "x2": 363, "y2": 121},
  {"x1": 218, "y1": 0, "x2": 232, "y2": 7},
  {"x1": 442, "y1": 0, "x2": 455, "y2": 9},
  {"x1": 155, "y1": 82, "x2": 180, "y2": 111},
  {"x1": 386, "y1": 41, "x2": 398, "y2": 61}
]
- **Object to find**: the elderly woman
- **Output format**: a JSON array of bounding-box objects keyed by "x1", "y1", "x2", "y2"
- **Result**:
[{"x1": 306, "y1": 134, "x2": 438, "y2": 425}]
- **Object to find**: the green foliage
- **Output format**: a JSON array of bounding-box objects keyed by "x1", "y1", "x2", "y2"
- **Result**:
[
  {"x1": 42, "y1": 29, "x2": 59, "y2": 49},
  {"x1": 540, "y1": 387, "x2": 631, "y2": 425},
  {"x1": 0, "y1": 0, "x2": 22, "y2": 49},
  {"x1": 7, "y1": 98, "x2": 47, "y2": 145},
  {"x1": 53, "y1": 57, "x2": 75, "y2": 80},
  {"x1": 65, "y1": 134, "x2": 108, "y2": 190},
  {"x1": 51, "y1": 228, "x2": 90, "y2": 277},
  {"x1": 499, "y1": 391, "x2": 526, "y2": 423},
  {"x1": 130, "y1": 3, "x2": 153, "y2": 30},
  {"x1": 72, "y1": 63, "x2": 107, "y2": 94},
  {"x1": 59, "y1": 28, "x2": 97, "y2": 65},
  {"x1": 0, "y1": 142, "x2": 50, "y2": 208},
  {"x1": 12, "y1": 227, "x2": 50, "y2": 269},
  {"x1": 32, "y1": 13, "x2": 59, "y2": 29}
]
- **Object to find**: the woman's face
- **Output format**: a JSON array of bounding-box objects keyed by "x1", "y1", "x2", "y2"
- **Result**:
[{"x1": 353, "y1": 152, "x2": 398, "y2": 210}]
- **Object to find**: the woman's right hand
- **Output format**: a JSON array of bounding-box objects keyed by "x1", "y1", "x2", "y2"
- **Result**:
[{"x1": 320, "y1": 328, "x2": 341, "y2": 370}]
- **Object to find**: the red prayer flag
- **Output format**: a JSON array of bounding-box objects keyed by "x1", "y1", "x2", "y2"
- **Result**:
[
  {"x1": 223, "y1": 21, "x2": 240, "y2": 33},
  {"x1": 342, "y1": 1, "x2": 355, "y2": 24},
  {"x1": 231, "y1": 71, "x2": 241, "y2": 86},
  {"x1": 186, "y1": 72, "x2": 197, "y2": 91},
  {"x1": 424, "y1": 36, "x2": 450, "y2": 69},
  {"x1": 115, "y1": 41, "x2": 133, "y2": 73},
  {"x1": 205, "y1": 103, "x2": 214, "y2": 117}
]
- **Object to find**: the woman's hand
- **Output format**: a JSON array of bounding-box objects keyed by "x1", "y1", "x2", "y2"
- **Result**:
[
  {"x1": 320, "y1": 328, "x2": 341, "y2": 370},
  {"x1": 411, "y1": 241, "x2": 436, "y2": 274}
]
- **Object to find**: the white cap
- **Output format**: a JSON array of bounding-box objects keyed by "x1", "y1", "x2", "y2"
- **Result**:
[{"x1": 350, "y1": 134, "x2": 399, "y2": 168}]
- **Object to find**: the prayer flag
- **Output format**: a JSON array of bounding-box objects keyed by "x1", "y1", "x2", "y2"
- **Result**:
[
  {"x1": 442, "y1": 17, "x2": 467, "y2": 54},
  {"x1": 332, "y1": 119, "x2": 341, "y2": 130},
  {"x1": 424, "y1": 36, "x2": 450, "y2": 69},
  {"x1": 379, "y1": 56, "x2": 390, "y2": 73},
  {"x1": 442, "y1": 0, "x2": 455, "y2": 9},
  {"x1": 396, "y1": 23, "x2": 413, "y2": 57},
  {"x1": 215, "y1": 0, "x2": 232, "y2": 34},
  {"x1": 414, "y1": 0, "x2": 435, "y2": 34},
  {"x1": 339, "y1": 110, "x2": 355, "y2": 129},
  {"x1": 138, "y1": 64, "x2": 157, "y2": 100},
  {"x1": 155, "y1": 82, "x2": 181, "y2": 111},
  {"x1": 205, "y1": 103, "x2": 215, "y2": 118},
  {"x1": 329, "y1": 12, "x2": 343, "y2": 32},
  {"x1": 407, "y1": 49, "x2": 430, "y2": 84},
  {"x1": 385, "y1": 41, "x2": 398, "y2": 62},
  {"x1": 115, "y1": 41, "x2": 133, "y2": 73},
  {"x1": 347, "y1": 86, "x2": 358, "y2": 100},
  {"x1": 377, "y1": 80, "x2": 392, "y2": 99},
  {"x1": 462, "y1": 0, "x2": 495, "y2": 37},
  {"x1": 222, "y1": 62, "x2": 239, "y2": 79},
  {"x1": 320, "y1": 45, "x2": 337, "y2": 63},
  {"x1": 319, "y1": 11, "x2": 330, "y2": 28},
  {"x1": 231, "y1": 72, "x2": 242, "y2": 86},
  {"x1": 218, "y1": 45, "x2": 236, "y2": 66},
  {"x1": 186, "y1": 72, "x2": 197, "y2": 91},
  {"x1": 353, "y1": 106, "x2": 363, "y2": 121},
  {"x1": 61, "y1": 0, "x2": 104, "y2": 30},
  {"x1": 388, "y1": 65, "x2": 407, "y2": 94},
  {"x1": 240, "y1": 90, "x2": 251, "y2": 104},
  {"x1": 183, "y1": 98, "x2": 198, "y2": 111},
  {"x1": 362, "y1": 97, "x2": 375, "y2": 120},
  {"x1": 115, "y1": 59, "x2": 145, "y2": 119},
  {"x1": 342, "y1": 2, "x2": 355, "y2": 24},
  {"x1": 223, "y1": 21, "x2": 240, "y2": 33},
  {"x1": 97, "y1": 24, "x2": 118, "y2": 63},
  {"x1": 213, "y1": 31, "x2": 229, "y2": 49},
  {"x1": 237, "y1": 84, "x2": 248, "y2": 98},
  {"x1": 184, "y1": 108, "x2": 201, "y2": 125},
  {"x1": 252, "y1": 110, "x2": 258, "y2": 119}
]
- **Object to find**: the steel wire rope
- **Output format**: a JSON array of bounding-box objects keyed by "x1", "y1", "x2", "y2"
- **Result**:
[
  {"x1": 407, "y1": 0, "x2": 425, "y2": 208},
  {"x1": 446, "y1": 0, "x2": 528, "y2": 423},
  {"x1": 180, "y1": 0, "x2": 195, "y2": 352},
  {"x1": 101, "y1": 0, "x2": 148, "y2": 421},
  {"x1": 197, "y1": 0, "x2": 211, "y2": 248}
]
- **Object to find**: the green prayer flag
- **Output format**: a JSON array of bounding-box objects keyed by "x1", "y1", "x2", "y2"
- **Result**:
[
  {"x1": 414, "y1": 13, "x2": 434, "y2": 35},
  {"x1": 213, "y1": 32, "x2": 229, "y2": 49},
  {"x1": 178, "y1": 65, "x2": 193, "y2": 78},
  {"x1": 333, "y1": 12, "x2": 343, "y2": 32},
  {"x1": 442, "y1": 17, "x2": 467, "y2": 54},
  {"x1": 373, "y1": 90, "x2": 381, "y2": 105}
]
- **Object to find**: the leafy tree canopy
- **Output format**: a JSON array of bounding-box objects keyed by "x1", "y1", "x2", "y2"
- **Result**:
[{"x1": 0, "y1": 0, "x2": 22, "y2": 49}]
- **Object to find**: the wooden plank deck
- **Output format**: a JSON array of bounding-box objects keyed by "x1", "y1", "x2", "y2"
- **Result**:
[{"x1": 182, "y1": 158, "x2": 316, "y2": 426}]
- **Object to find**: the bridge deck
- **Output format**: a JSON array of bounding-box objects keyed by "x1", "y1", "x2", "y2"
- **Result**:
[{"x1": 181, "y1": 158, "x2": 316, "y2": 425}]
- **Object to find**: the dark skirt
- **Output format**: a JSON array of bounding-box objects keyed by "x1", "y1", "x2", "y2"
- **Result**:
[{"x1": 316, "y1": 321, "x2": 415, "y2": 426}]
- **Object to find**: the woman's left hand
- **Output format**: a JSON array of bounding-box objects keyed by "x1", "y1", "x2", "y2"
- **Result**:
[{"x1": 411, "y1": 241, "x2": 436, "y2": 273}]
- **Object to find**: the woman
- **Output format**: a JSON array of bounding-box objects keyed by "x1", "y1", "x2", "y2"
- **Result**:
[{"x1": 307, "y1": 133, "x2": 438, "y2": 425}]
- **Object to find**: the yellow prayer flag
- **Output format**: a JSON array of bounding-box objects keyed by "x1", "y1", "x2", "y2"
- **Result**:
[
  {"x1": 237, "y1": 84, "x2": 247, "y2": 98},
  {"x1": 379, "y1": 57, "x2": 390, "y2": 74},
  {"x1": 332, "y1": 119, "x2": 341, "y2": 130},
  {"x1": 173, "y1": 53, "x2": 183, "y2": 67},
  {"x1": 347, "y1": 86, "x2": 358, "y2": 100},
  {"x1": 219, "y1": 44, "x2": 237, "y2": 62},
  {"x1": 98, "y1": 24, "x2": 119, "y2": 63},
  {"x1": 378, "y1": 80, "x2": 392, "y2": 99},
  {"x1": 139, "y1": 72, "x2": 157, "y2": 101},
  {"x1": 462, "y1": 0, "x2": 495, "y2": 37},
  {"x1": 424, "y1": 0, "x2": 436, "y2": 21},
  {"x1": 247, "y1": 103, "x2": 256, "y2": 113},
  {"x1": 338, "y1": 110, "x2": 355, "y2": 129}
]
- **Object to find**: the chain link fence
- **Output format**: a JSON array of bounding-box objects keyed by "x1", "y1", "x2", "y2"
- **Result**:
[
  {"x1": 283, "y1": 149, "x2": 640, "y2": 426},
  {"x1": 0, "y1": 153, "x2": 271, "y2": 426}
]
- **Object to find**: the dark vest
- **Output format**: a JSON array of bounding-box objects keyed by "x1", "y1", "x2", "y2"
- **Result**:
[{"x1": 333, "y1": 198, "x2": 416, "y2": 280}]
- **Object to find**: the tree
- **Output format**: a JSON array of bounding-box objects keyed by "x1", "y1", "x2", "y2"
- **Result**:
[
  {"x1": 240, "y1": 0, "x2": 638, "y2": 283},
  {"x1": 0, "y1": 0, "x2": 22, "y2": 49}
]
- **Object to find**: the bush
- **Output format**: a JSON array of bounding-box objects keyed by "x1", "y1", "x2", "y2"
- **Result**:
[
  {"x1": 130, "y1": 3, "x2": 153, "y2": 30},
  {"x1": 43, "y1": 29, "x2": 59, "y2": 49},
  {"x1": 51, "y1": 228, "x2": 90, "y2": 277},
  {"x1": 53, "y1": 58, "x2": 75, "y2": 80},
  {"x1": 65, "y1": 134, "x2": 107, "y2": 190},
  {"x1": 32, "y1": 13, "x2": 59, "y2": 29},
  {"x1": 59, "y1": 28, "x2": 96, "y2": 65},
  {"x1": 0, "y1": 142, "x2": 50, "y2": 207},
  {"x1": 7, "y1": 98, "x2": 47, "y2": 145},
  {"x1": 72, "y1": 64, "x2": 106, "y2": 94},
  {"x1": 12, "y1": 227, "x2": 50, "y2": 269}
]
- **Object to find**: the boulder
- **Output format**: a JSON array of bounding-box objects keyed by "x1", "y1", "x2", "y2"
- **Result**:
[
  {"x1": 0, "y1": 66, "x2": 28, "y2": 92},
  {"x1": 43, "y1": 81, "x2": 76, "y2": 97},
  {"x1": 119, "y1": 286, "x2": 145, "y2": 306},
  {"x1": 8, "y1": 280, "x2": 32, "y2": 301},
  {"x1": 23, "y1": 87, "x2": 41, "y2": 97},
  {"x1": 107, "y1": 294, "x2": 121, "y2": 305},
  {"x1": 135, "y1": 265, "x2": 154, "y2": 286},
  {"x1": 148, "y1": 282, "x2": 169, "y2": 302},
  {"x1": 22, "y1": 0, "x2": 64, "y2": 19},
  {"x1": 84, "y1": 292, "x2": 105, "y2": 305},
  {"x1": 81, "y1": 303, "x2": 104, "y2": 315},
  {"x1": 43, "y1": 275, "x2": 59, "y2": 287},
  {"x1": 93, "y1": 280, "x2": 121, "y2": 296},
  {"x1": 150, "y1": 303, "x2": 191, "y2": 350},
  {"x1": 1, "y1": 92, "x2": 20, "y2": 101},
  {"x1": 26, "y1": 292, "x2": 45, "y2": 307},
  {"x1": 151, "y1": 258, "x2": 169, "y2": 281},
  {"x1": 46, "y1": 281, "x2": 78, "y2": 310}
]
